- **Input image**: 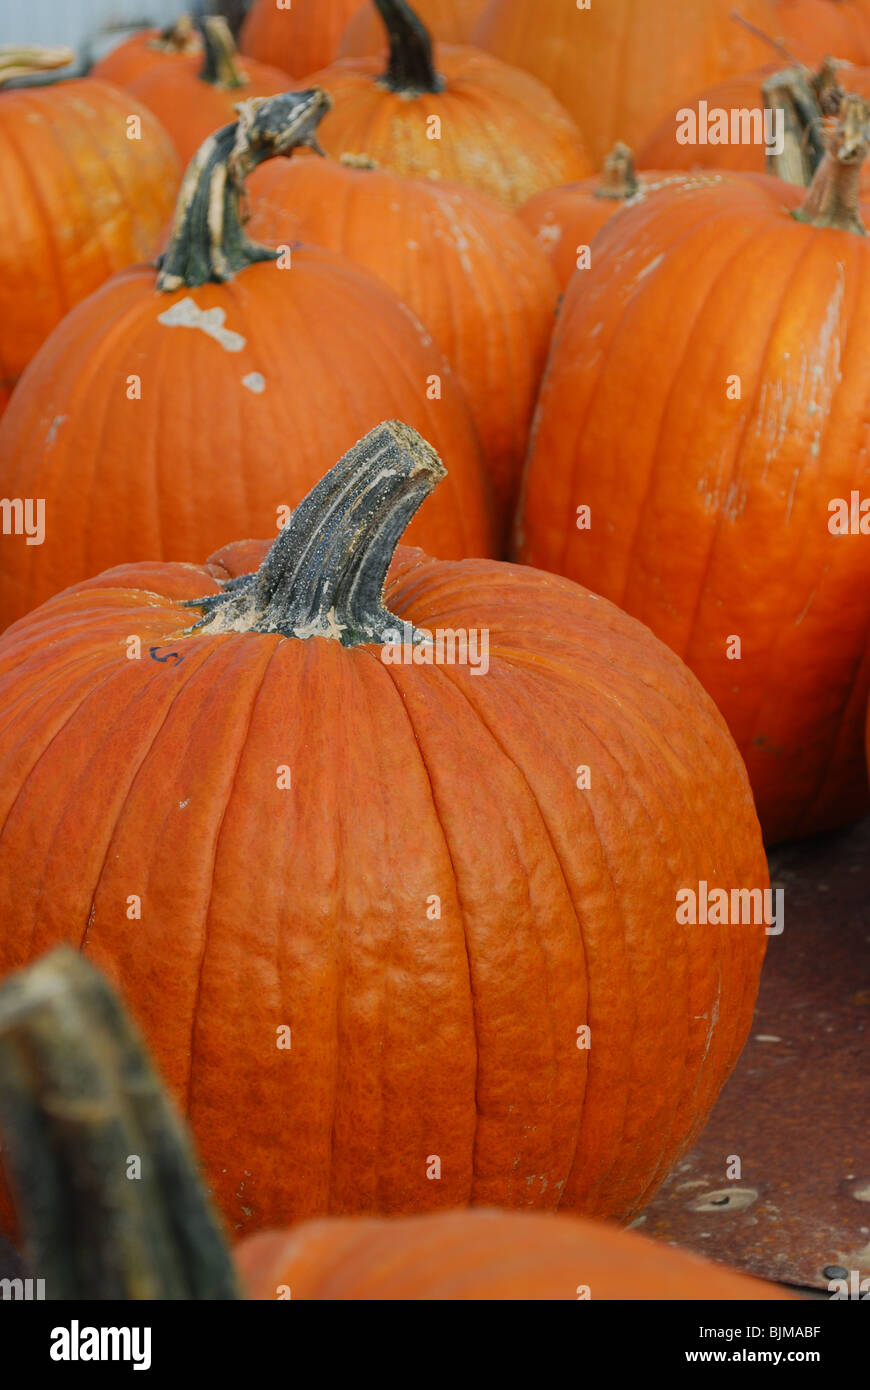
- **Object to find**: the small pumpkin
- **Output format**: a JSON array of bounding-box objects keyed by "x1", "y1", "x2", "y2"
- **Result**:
[
  {"x1": 238, "y1": 1208, "x2": 792, "y2": 1300},
  {"x1": 126, "y1": 16, "x2": 289, "y2": 169},
  {"x1": 0, "y1": 423, "x2": 768, "y2": 1236},
  {"x1": 518, "y1": 145, "x2": 680, "y2": 291},
  {"x1": 0, "y1": 93, "x2": 492, "y2": 629},
  {"x1": 472, "y1": 0, "x2": 778, "y2": 164},
  {"x1": 515, "y1": 97, "x2": 870, "y2": 844},
  {"x1": 303, "y1": 0, "x2": 591, "y2": 209},
  {"x1": 0, "y1": 48, "x2": 180, "y2": 416},
  {"x1": 241, "y1": 0, "x2": 361, "y2": 77},
  {"x1": 338, "y1": 0, "x2": 488, "y2": 53},
  {"x1": 91, "y1": 15, "x2": 200, "y2": 87},
  {"x1": 247, "y1": 151, "x2": 559, "y2": 536}
]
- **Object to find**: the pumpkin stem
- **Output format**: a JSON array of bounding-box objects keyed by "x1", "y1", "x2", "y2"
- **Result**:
[
  {"x1": 185, "y1": 422, "x2": 445, "y2": 646},
  {"x1": 595, "y1": 143, "x2": 639, "y2": 200},
  {"x1": 0, "y1": 948, "x2": 240, "y2": 1299},
  {"x1": 761, "y1": 64, "x2": 837, "y2": 186},
  {"x1": 374, "y1": 0, "x2": 445, "y2": 96},
  {"x1": 198, "y1": 14, "x2": 247, "y2": 89},
  {"x1": 793, "y1": 92, "x2": 870, "y2": 235},
  {"x1": 150, "y1": 14, "x2": 197, "y2": 54},
  {"x1": 157, "y1": 88, "x2": 331, "y2": 292},
  {"x1": 0, "y1": 44, "x2": 74, "y2": 86}
]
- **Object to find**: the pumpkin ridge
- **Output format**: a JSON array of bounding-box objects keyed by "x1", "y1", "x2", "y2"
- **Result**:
[
  {"x1": 0, "y1": 91, "x2": 74, "y2": 315},
  {"x1": 185, "y1": 634, "x2": 281, "y2": 1114}
]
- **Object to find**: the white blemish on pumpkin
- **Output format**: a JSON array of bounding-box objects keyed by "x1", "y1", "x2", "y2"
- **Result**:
[
  {"x1": 179, "y1": 799, "x2": 189, "y2": 809},
  {"x1": 242, "y1": 372, "x2": 266, "y2": 393},
  {"x1": 157, "y1": 297, "x2": 246, "y2": 352},
  {"x1": 46, "y1": 414, "x2": 67, "y2": 445},
  {"x1": 635, "y1": 253, "x2": 664, "y2": 282},
  {"x1": 396, "y1": 299, "x2": 433, "y2": 346},
  {"x1": 537, "y1": 224, "x2": 562, "y2": 248}
]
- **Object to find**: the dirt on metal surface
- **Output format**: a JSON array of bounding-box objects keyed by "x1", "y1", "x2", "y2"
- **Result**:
[{"x1": 640, "y1": 816, "x2": 870, "y2": 1292}]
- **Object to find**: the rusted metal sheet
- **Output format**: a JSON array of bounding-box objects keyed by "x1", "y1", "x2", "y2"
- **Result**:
[{"x1": 640, "y1": 817, "x2": 870, "y2": 1291}]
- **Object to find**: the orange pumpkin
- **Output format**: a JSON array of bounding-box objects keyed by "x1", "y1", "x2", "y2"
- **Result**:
[
  {"x1": 771, "y1": 0, "x2": 870, "y2": 63},
  {"x1": 126, "y1": 16, "x2": 289, "y2": 169},
  {"x1": 241, "y1": 0, "x2": 361, "y2": 77},
  {"x1": 515, "y1": 98, "x2": 870, "y2": 844},
  {"x1": 473, "y1": 0, "x2": 783, "y2": 164},
  {"x1": 247, "y1": 152, "x2": 558, "y2": 537},
  {"x1": 0, "y1": 421, "x2": 768, "y2": 1236},
  {"x1": 91, "y1": 15, "x2": 200, "y2": 87},
  {"x1": 0, "y1": 50, "x2": 180, "y2": 417},
  {"x1": 304, "y1": 0, "x2": 591, "y2": 209},
  {"x1": 238, "y1": 1207, "x2": 791, "y2": 1300},
  {"x1": 0, "y1": 93, "x2": 493, "y2": 629},
  {"x1": 518, "y1": 146, "x2": 681, "y2": 291},
  {"x1": 338, "y1": 0, "x2": 488, "y2": 53}
]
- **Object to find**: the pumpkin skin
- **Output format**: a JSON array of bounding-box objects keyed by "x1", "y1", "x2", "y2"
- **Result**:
[
  {"x1": 514, "y1": 165, "x2": 870, "y2": 844},
  {"x1": 0, "y1": 95, "x2": 493, "y2": 630},
  {"x1": 90, "y1": 18, "x2": 201, "y2": 87},
  {"x1": 241, "y1": 0, "x2": 361, "y2": 77},
  {"x1": 126, "y1": 30, "x2": 290, "y2": 168},
  {"x1": 246, "y1": 154, "x2": 559, "y2": 536},
  {"x1": 638, "y1": 63, "x2": 870, "y2": 198},
  {"x1": 338, "y1": 0, "x2": 488, "y2": 53},
  {"x1": 304, "y1": 2, "x2": 590, "y2": 210},
  {"x1": 472, "y1": 0, "x2": 778, "y2": 164},
  {"x1": 237, "y1": 1208, "x2": 792, "y2": 1300},
  {"x1": 0, "y1": 78, "x2": 179, "y2": 416},
  {"x1": 771, "y1": 0, "x2": 870, "y2": 63},
  {"x1": 0, "y1": 438, "x2": 768, "y2": 1235},
  {"x1": 517, "y1": 150, "x2": 680, "y2": 291}
]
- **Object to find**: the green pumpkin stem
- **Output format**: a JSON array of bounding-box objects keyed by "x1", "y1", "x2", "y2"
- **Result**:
[
  {"x1": 186, "y1": 422, "x2": 445, "y2": 646},
  {"x1": 198, "y1": 14, "x2": 247, "y2": 89},
  {"x1": 0, "y1": 948, "x2": 240, "y2": 1300},
  {"x1": 595, "y1": 143, "x2": 639, "y2": 200},
  {"x1": 793, "y1": 92, "x2": 869, "y2": 235},
  {"x1": 156, "y1": 88, "x2": 331, "y2": 291},
  {"x1": 374, "y1": 0, "x2": 445, "y2": 96}
]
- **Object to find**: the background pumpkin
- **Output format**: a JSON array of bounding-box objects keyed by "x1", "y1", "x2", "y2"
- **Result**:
[
  {"x1": 771, "y1": 0, "x2": 870, "y2": 63},
  {"x1": 0, "y1": 51, "x2": 180, "y2": 417},
  {"x1": 90, "y1": 15, "x2": 201, "y2": 87},
  {"x1": 126, "y1": 16, "x2": 289, "y2": 169},
  {"x1": 514, "y1": 99, "x2": 870, "y2": 845},
  {"x1": 303, "y1": 0, "x2": 591, "y2": 209},
  {"x1": 247, "y1": 152, "x2": 559, "y2": 537},
  {"x1": 241, "y1": 0, "x2": 361, "y2": 77},
  {"x1": 518, "y1": 145, "x2": 679, "y2": 291},
  {"x1": 0, "y1": 421, "x2": 768, "y2": 1237},
  {"x1": 338, "y1": 0, "x2": 488, "y2": 53},
  {"x1": 238, "y1": 1207, "x2": 791, "y2": 1300},
  {"x1": 0, "y1": 93, "x2": 493, "y2": 630},
  {"x1": 472, "y1": 0, "x2": 779, "y2": 163}
]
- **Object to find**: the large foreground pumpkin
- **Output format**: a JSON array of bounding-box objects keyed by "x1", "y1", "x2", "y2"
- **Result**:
[
  {"x1": 0, "y1": 93, "x2": 492, "y2": 629},
  {"x1": 304, "y1": 0, "x2": 590, "y2": 209},
  {"x1": 472, "y1": 0, "x2": 779, "y2": 163},
  {"x1": 247, "y1": 152, "x2": 559, "y2": 536},
  {"x1": 238, "y1": 1208, "x2": 791, "y2": 1300},
  {"x1": 515, "y1": 98, "x2": 870, "y2": 844},
  {"x1": 0, "y1": 423, "x2": 768, "y2": 1235},
  {"x1": 0, "y1": 50, "x2": 180, "y2": 415}
]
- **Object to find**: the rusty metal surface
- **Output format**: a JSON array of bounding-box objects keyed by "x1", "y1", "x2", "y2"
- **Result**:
[{"x1": 640, "y1": 816, "x2": 870, "y2": 1291}]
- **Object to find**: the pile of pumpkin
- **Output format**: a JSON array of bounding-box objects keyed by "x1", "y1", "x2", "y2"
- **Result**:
[{"x1": 0, "y1": 0, "x2": 867, "y2": 1301}]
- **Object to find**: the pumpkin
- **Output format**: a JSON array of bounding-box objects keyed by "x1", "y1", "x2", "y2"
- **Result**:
[
  {"x1": 770, "y1": 0, "x2": 870, "y2": 63},
  {"x1": 0, "y1": 93, "x2": 493, "y2": 629},
  {"x1": 514, "y1": 97, "x2": 870, "y2": 844},
  {"x1": 0, "y1": 420, "x2": 768, "y2": 1236},
  {"x1": 338, "y1": 0, "x2": 488, "y2": 53},
  {"x1": 638, "y1": 60, "x2": 870, "y2": 196},
  {"x1": 238, "y1": 1208, "x2": 791, "y2": 1300},
  {"x1": 246, "y1": 152, "x2": 559, "y2": 537},
  {"x1": 126, "y1": 16, "x2": 290, "y2": 169},
  {"x1": 517, "y1": 146, "x2": 682, "y2": 291},
  {"x1": 303, "y1": 0, "x2": 591, "y2": 210},
  {"x1": 91, "y1": 15, "x2": 200, "y2": 87},
  {"x1": 0, "y1": 49, "x2": 180, "y2": 417},
  {"x1": 241, "y1": 0, "x2": 361, "y2": 77},
  {"x1": 473, "y1": 0, "x2": 782, "y2": 164}
]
